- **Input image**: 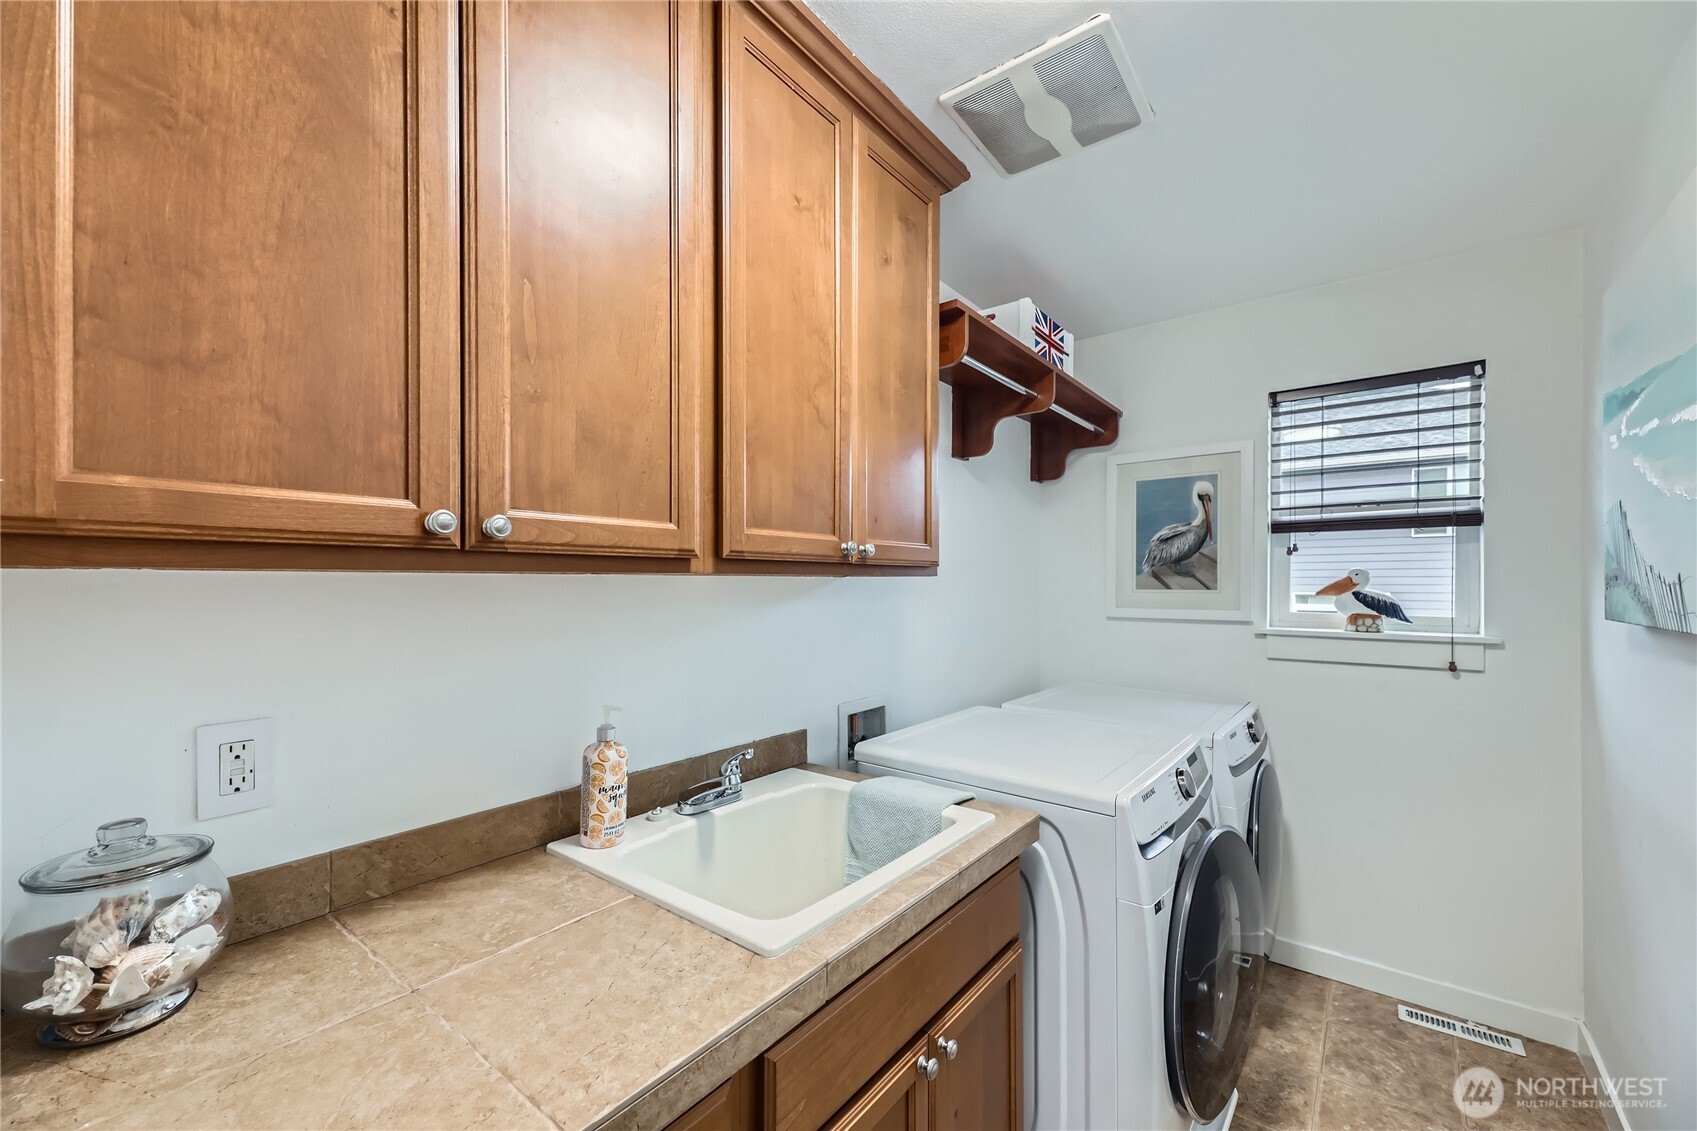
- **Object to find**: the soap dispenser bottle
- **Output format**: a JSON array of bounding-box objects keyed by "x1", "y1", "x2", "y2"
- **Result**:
[{"x1": 581, "y1": 707, "x2": 629, "y2": 849}]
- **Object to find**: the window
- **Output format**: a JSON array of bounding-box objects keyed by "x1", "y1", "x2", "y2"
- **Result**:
[
  {"x1": 1267, "y1": 361, "x2": 1485, "y2": 634},
  {"x1": 1411, "y1": 465, "x2": 1458, "y2": 537}
]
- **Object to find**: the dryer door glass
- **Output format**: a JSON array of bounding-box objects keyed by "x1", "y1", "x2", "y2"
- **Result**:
[
  {"x1": 1163, "y1": 826, "x2": 1266, "y2": 1124},
  {"x1": 1249, "y1": 758, "x2": 1284, "y2": 949}
]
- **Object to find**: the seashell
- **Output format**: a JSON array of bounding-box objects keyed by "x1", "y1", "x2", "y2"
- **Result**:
[
  {"x1": 62, "y1": 891, "x2": 153, "y2": 968},
  {"x1": 147, "y1": 884, "x2": 221, "y2": 943},
  {"x1": 22, "y1": 955, "x2": 94, "y2": 1016},
  {"x1": 106, "y1": 942, "x2": 176, "y2": 988},
  {"x1": 172, "y1": 923, "x2": 219, "y2": 953},
  {"x1": 102, "y1": 962, "x2": 153, "y2": 1009},
  {"x1": 53, "y1": 1015, "x2": 117, "y2": 1042},
  {"x1": 159, "y1": 941, "x2": 215, "y2": 986},
  {"x1": 106, "y1": 989, "x2": 180, "y2": 1035}
]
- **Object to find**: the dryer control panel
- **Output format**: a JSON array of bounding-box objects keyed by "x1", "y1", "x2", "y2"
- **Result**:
[
  {"x1": 1217, "y1": 707, "x2": 1268, "y2": 773},
  {"x1": 1126, "y1": 744, "x2": 1210, "y2": 848}
]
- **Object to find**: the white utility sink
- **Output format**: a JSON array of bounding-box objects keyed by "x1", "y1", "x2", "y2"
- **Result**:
[{"x1": 548, "y1": 767, "x2": 992, "y2": 957}]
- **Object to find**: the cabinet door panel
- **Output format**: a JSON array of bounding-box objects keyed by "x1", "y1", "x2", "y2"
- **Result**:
[
  {"x1": 851, "y1": 122, "x2": 939, "y2": 566},
  {"x1": 720, "y1": 3, "x2": 852, "y2": 561},
  {"x1": 929, "y1": 944, "x2": 1022, "y2": 1131},
  {"x1": 1, "y1": 0, "x2": 460, "y2": 545},
  {"x1": 823, "y1": 1037, "x2": 930, "y2": 1131},
  {"x1": 669, "y1": 1062, "x2": 759, "y2": 1131},
  {"x1": 467, "y1": 0, "x2": 709, "y2": 554}
]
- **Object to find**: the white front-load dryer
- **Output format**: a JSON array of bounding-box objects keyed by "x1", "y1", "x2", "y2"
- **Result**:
[
  {"x1": 1004, "y1": 684, "x2": 1284, "y2": 952},
  {"x1": 854, "y1": 707, "x2": 1266, "y2": 1131}
]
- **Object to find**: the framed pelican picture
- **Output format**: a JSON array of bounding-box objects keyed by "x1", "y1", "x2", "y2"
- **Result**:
[{"x1": 1106, "y1": 441, "x2": 1254, "y2": 621}]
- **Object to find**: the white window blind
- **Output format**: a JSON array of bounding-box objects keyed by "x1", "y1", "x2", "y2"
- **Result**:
[{"x1": 1269, "y1": 361, "x2": 1486, "y2": 534}]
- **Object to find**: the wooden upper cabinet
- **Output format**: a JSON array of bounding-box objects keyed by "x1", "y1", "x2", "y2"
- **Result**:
[
  {"x1": 719, "y1": 2, "x2": 854, "y2": 563},
  {"x1": 720, "y1": 3, "x2": 957, "y2": 569},
  {"x1": 465, "y1": 0, "x2": 710, "y2": 556},
  {"x1": 850, "y1": 123, "x2": 941, "y2": 567},
  {"x1": 0, "y1": 0, "x2": 460, "y2": 547}
]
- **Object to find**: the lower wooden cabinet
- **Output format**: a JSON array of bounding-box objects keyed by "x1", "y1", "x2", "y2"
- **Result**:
[
  {"x1": 825, "y1": 945, "x2": 1022, "y2": 1131},
  {"x1": 671, "y1": 1062, "x2": 762, "y2": 1131},
  {"x1": 667, "y1": 862, "x2": 1023, "y2": 1131},
  {"x1": 824, "y1": 1035, "x2": 932, "y2": 1131},
  {"x1": 927, "y1": 945, "x2": 1022, "y2": 1131}
]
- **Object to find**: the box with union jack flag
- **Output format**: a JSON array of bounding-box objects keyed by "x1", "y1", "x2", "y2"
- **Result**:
[{"x1": 982, "y1": 298, "x2": 1073, "y2": 375}]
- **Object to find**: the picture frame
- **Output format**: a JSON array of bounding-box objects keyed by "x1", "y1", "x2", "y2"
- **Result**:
[{"x1": 1106, "y1": 440, "x2": 1255, "y2": 622}]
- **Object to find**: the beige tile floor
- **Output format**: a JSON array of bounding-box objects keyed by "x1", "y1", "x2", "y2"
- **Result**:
[{"x1": 1238, "y1": 964, "x2": 1608, "y2": 1131}]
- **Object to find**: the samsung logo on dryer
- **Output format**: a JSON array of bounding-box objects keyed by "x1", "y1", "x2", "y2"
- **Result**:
[{"x1": 1140, "y1": 785, "x2": 1157, "y2": 801}]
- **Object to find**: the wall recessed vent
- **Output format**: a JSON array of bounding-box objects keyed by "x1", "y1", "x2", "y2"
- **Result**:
[
  {"x1": 1397, "y1": 1005, "x2": 1527, "y2": 1056},
  {"x1": 940, "y1": 14, "x2": 1153, "y2": 178}
]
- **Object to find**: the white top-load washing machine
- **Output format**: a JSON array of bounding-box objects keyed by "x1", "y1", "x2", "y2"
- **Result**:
[
  {"x1": 854, "y1": 707, "x2": 1265, "y2": 1131},
  {"x1": 1004, "y1": 684, "x2": 1283, "y2": 951}
]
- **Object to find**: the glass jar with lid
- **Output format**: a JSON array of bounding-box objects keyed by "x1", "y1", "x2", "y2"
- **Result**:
[{"x1": 2, "y1": 818, "x2": 233, "y2": 1046}]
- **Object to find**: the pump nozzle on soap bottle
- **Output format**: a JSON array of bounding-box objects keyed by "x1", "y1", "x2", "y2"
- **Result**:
[{"x1": 580, "y1": 705, "x2": 629, "y2": 849}]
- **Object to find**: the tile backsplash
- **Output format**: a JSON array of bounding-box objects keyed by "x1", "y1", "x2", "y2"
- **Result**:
[{"x1": 227, "y1": 730, "x2": 808, "y2": 942}]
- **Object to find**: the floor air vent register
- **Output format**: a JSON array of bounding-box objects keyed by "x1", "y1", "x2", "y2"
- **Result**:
[{"x1": 1398, "y1": 1004, "x2": 1527, "y2": 1056}]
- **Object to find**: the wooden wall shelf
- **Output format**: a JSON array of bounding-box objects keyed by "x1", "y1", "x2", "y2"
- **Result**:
[
  {"x1": 938, "y1": 301, "x2": 1055, "y2": 459},
  {"x1": 936, "y1": 300, "x2": 1121, "y2": 482}
]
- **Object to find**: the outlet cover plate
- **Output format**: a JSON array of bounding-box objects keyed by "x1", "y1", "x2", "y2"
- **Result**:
[{"x1": 196, "y1": 718, "x2": 275, "y2": 819}]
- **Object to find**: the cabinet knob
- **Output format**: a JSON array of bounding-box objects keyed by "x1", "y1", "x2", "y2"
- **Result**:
[
  {"x1": 841, "y1": 541, "x2": 860, "y2": 559},
  {"x1": 857, "y1": 542, "x2": 877, "y2": 560},
  {"x1": 937, "y1": 1036, "x2": 958, "y2": 1061},
  {"x1": 423, "y1": 509, "x2": 458, "y2": 536},
  {"x1": 916, "y1": 1054, "x2": 939, "y2": 1081},
  {"x1": 482, "y1": 514, "x2": 513, "y2": 540}
]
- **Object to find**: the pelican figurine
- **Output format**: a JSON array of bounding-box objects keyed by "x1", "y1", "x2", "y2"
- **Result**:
[
  {"x1": 1142, "y1": 481, "x2": 1214, "y2": 576},
  {"x1": 1316, "y1": 569, "x2": 1412, "y2": 632}
]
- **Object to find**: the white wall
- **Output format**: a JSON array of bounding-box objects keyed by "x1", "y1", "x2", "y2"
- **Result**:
[
  {"x1": 1, "y1": 373, "x2": 1043, "y2": 923},
  {"x1": 1579, "y1": 27, "x2": 1697, "y2": 1129},
  {"x1": 1037, "y1": 233, "x2": 1588, "y2": 1033}
]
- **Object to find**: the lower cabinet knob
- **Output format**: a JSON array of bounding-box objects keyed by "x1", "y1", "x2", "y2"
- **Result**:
[
  {"x1": 916, "y1": 1055, "x2": 939, "y2": 1081},
  {"x1": 423, "y1": 509, "x2": 458, "y2": 536},
  {"x1": 937, "y1": 1036, "x2": 958, "y2": 1061},
  {"x1": 482, "y1": 514, "x2": 513, "y2": 540},
  {"x1": 857, "y1": 542, "x2": 877, "y2": 560},
  {"x1": 841, "y1": 541, "x2": 860, "y2": 559}
]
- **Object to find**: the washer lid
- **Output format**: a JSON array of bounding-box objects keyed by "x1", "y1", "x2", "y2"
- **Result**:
[
  {"x1": 1005, "y1": 683, "x2": 1248, "y2": 737},
  {"x1": 853, "y1": 707, "x2": 1198, "y2": 815}
]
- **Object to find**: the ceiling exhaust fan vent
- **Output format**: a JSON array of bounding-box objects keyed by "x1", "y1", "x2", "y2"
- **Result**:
[{"x1": 940, "y1": 14, "x2": 1153, "y2": 178}]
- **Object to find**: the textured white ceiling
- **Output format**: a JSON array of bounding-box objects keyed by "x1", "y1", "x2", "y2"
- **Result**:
[{"x1": 809, "y1": 1, "x2": 1695, "y2": 337}]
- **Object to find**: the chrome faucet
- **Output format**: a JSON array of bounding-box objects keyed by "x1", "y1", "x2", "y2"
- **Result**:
[{"x1": 676, "y1": 750, "x2": 754, "y2": 816}]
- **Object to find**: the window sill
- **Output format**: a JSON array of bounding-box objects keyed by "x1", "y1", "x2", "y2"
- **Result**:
[{"x1": 1255, "y1": 626, "x2": 1501, "y2": 671}]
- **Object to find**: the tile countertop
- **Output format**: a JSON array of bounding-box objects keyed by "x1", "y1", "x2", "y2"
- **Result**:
[{"x1": 1, "y1": 768, "x2": 1038, "y2": 1131}]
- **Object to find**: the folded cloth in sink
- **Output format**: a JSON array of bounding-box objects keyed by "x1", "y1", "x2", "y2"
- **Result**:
[{"x1": 843, "y1": 776, "x2": 974, "y2": 884}]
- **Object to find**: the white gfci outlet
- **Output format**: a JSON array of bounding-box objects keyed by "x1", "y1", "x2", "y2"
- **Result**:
[
  {"x1": 219, "y1": 740, "x2": 256, "y2": 795},
  {"x1": 196, "y1": 718, "x2": 275, "y2": 819}
]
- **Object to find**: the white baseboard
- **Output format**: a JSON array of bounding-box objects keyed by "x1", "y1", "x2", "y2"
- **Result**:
[
  {"x1": 1578, "y1": 1022, "x2": 1631, "y2": 1131},
  {"x1": 1271, "y1": 936, "x2": 1581, "y2": 1050}
]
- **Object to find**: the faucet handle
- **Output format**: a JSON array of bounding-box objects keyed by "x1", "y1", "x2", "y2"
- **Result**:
[{"x1": 720, "y1": 749, "x2": 755, "y2": 784}]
